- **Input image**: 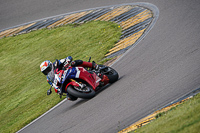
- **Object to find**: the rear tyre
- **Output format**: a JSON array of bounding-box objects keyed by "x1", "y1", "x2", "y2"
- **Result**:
[
  {"x1": 99, "y1": 65, "x2": 119, "y2": 83},
  {"x1": 67, "y1": 85, "x2": 95, "y2": 99}
]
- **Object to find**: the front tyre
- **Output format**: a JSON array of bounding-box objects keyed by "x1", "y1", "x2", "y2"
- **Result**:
[{"x1": 67, "y1": 85, "x2": 95, "y2": 99}]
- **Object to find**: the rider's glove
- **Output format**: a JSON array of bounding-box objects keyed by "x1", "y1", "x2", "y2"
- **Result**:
[
  {"x1": 60, "y1": 58, "x2": 72, "y2": 68},
  {"x1": 64, "y1": 59, "x2": 70, "y2": 67},
  {"x1": 92, "y1": 61, "x2": 100, "y2": 71}
]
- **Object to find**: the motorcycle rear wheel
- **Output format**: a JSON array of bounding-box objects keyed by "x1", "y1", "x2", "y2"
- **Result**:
[
  {"x1": 67, "y1": 85, "x2": 95, "y2": 99},
  {"x1": 99, "y1": 65, "x2": 119, "y2": 83}
]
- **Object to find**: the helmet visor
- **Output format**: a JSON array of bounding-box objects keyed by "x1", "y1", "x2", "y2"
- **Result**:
[
  {"x1": 42, "y1": 64, "x2": 52, "y2": 75},
  {"x1": 47, "y1": 65, "x2": 55, "y2": 81}
]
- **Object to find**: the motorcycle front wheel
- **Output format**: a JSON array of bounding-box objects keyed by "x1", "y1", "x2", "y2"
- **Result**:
[{"x1": 67, "y1": 85, "x2": 95, "y2": 99}]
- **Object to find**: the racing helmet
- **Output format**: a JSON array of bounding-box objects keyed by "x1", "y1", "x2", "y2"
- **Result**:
[{"x1": 40, "y1": 60, "x2": 53, "y2": 75}]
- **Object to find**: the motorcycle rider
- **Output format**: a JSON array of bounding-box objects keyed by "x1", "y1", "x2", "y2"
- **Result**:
[{"x1": 40, "y1": 56, "x2": 99, "y2": 100}]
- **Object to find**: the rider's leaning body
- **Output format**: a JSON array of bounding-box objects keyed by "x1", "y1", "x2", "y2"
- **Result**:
[{"x1": 40, "y1": 56, "x2": 99, "y2": 99}]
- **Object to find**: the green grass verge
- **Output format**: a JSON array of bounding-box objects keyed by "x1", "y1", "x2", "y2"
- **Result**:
[
  {"x1": 0, "y1": 21, "x2": 122, "y2": 133},
  {"x1": 131, "y1": 93, "x2": 200, "y2": 133}
]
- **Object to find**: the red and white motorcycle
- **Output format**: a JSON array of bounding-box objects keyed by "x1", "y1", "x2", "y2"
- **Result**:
[{"x1": 47, "y1": 58, "x2": 119, "y2": 101}]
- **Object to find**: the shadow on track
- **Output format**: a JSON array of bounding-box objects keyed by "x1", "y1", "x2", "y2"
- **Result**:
[{"x1": 61, "y1": 75, "x2": 124, "y2": 113}]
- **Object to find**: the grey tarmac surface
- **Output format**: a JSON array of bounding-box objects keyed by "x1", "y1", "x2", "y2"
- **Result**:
[{"x1": 1, "y1": 0, "x2": 200, "y2": 133}]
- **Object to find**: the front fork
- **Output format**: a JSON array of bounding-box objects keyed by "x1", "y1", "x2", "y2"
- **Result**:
[{"x1": 70, "y1": 79, "x2": 85, "y2": 88}]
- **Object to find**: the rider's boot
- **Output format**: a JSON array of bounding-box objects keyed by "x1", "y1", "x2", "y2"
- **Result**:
[
  {"x1": 92, "y1": 61, "x2": 99, "y2": 71},
  {"x1": 66, "y1": 93, "x2": 78, "y2": 101}
]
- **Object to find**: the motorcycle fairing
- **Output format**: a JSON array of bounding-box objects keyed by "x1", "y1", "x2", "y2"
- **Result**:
[
  {"x1": 64, "y1": 81, "x2": 80, "y2": 92},
  {"x1": 61, "y1": 67, "x2": 80, "y2": 83},
  {"x1": 77, "y1": 67, "x2": 101, "y2": 90},
  {"x1": 57, "y1": 66, "x2": 101, "y2": 91}
]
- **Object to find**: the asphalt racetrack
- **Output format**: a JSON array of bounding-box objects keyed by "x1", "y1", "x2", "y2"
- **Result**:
[{"x1": 1, "y1": 0, "x2": 200, "y2": 133}]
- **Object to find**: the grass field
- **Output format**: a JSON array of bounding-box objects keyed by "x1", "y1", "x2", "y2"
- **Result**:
[
  {"x1": 0, "y1": 21, "x2": 122, "y2": 133},
  {"x1": 131, "y1": 93, "x2": 200, "y2": 133}
]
